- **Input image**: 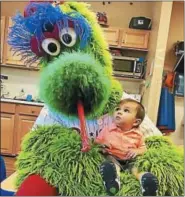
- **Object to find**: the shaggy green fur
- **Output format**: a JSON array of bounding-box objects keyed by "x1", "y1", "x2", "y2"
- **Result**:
[
  {"x1": 40, "y1": 52, "x2": 111, "y2": 118},
  {"x1": 15, "y1": 126, "x2": 184, "y2": 196},
  {"x1": 39, "y1": 2, "x2": 123, "y2": 118},
  {"x1": 135, "y1": 136, "x2": 184, "y2": 196},
  {"x1": 103, "y1": 79, "x2": 123, "y2": 115},
  {"x1": 12, "y1": 2, "x2": 184, "y2": 196},
  {"x1": 15, "y1": 125, "x2": 106, "y2": 196},
  {"x1": 59, "y1": 2, "x2": 113, "y2": 76}
]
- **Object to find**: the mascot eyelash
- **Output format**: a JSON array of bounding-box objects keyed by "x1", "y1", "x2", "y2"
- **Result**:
[{"x1": 8, "y1": 2, "x2": 91, "y2": 66}]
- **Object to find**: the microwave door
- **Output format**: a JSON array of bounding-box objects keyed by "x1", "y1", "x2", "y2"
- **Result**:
[{"x1": 113, "y1": 59, "x2": 135, "y2": 77}]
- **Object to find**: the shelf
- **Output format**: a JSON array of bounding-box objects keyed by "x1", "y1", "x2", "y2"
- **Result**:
[
  {"x1": 113, "y1": 75, "x2": 145, "y2": 83},
  {"x1": 109, "y1": 46, "x2": 149, "y2": 52}
]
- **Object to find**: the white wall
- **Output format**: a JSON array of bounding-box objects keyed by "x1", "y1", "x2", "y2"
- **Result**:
[
  {"x1": 1, "y1": 66, "x2": 141, "y2": 99},
  {"x1": 89, "y1": 1, "x2": 154, "y2": 28},
  {"x1": 163, "y1": 2, "x2": 184, "y2": 145},
  {"x1": 142, "y1": 2, "x2": 173, "y2": 124},
  {"x1": 117, "y1": 80, "x2": 142, "y2": 95},
  {"x1": 164, "y1": 1, "x2": 184, "y2": 71},
  {"x1": 1, "y1": 67, "x2": 40, "y2": 100},
  {"x1": 1, "y1": 1, "x2": 154, "y2": 28}
]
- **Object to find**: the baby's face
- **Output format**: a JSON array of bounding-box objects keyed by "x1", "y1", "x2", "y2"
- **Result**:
[{"x1": 113, "y1": 102, "x2": 138, "y2": 129}]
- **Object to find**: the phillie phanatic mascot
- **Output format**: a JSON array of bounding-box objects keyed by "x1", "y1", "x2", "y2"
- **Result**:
[{"x1": 8, "y1": 1, "x2": 184, "y2": 196}]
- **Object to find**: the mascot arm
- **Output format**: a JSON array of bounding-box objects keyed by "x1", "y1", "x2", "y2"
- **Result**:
[{"x1": 16, "y1": 174, "x2": 58, "y2": 196}]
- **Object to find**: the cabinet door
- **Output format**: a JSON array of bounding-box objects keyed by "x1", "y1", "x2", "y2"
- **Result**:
[
  {"x1": 15, "y1": 115, "x2": 36, "y2": 154},
  {"x1": 1, "y1": 113, "x2": 15, "y2": 155},
  {"x1": 5, "y1": 17, "x2": 25, "y2": 66},
  {"x1": 1, "y1": 16, "x2": 5, "y2": 64},
  {"x1": 5, "y1": 17, "x2": 39, "y2": 68},
  {"x1": 121, "y1": 29, "x2": 150, "y2": 49},
  {"x1": 103, "y1": 28, "x2": 120, "y2": 46}
]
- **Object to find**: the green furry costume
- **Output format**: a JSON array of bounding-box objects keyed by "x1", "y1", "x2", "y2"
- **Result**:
[{"x1": 9, "y1": 1, "x2": 184, "y2": 196}]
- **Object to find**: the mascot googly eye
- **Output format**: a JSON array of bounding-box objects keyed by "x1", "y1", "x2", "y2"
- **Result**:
[
  {"x1": 9, "y1": 2, "x2": 91, "y2": 65},
  {"x1": 41, "y1": 38, "x2": 61, "y2": 56},
  {"x1": 60, "y1": 28, "x2": 77, "y2": 47},
  {"x1": 30, "y1": 24, "x2": 60, "y2": 57}
]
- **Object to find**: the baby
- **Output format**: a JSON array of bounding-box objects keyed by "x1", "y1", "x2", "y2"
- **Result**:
[{"x1": 95, "y1": 98, "x2": 158, "y2": 196}]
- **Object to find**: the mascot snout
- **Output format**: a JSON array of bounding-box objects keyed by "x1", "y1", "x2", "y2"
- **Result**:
[{"x1": 40, "y1": 52, "x2": 111, "y2": 117}]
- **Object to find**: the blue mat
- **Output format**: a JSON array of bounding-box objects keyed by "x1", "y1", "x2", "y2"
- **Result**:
[
  {"x1": 0, "y1": 156, "x2": 15, "y2": 196},
  {"x1": 157, "y1": 87, "x2": 175, "y2": 131}
]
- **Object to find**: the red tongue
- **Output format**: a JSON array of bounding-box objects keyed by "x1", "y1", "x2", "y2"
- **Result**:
[{"x1": 77, "y1": 100, "x2": 91, "y2": 152}]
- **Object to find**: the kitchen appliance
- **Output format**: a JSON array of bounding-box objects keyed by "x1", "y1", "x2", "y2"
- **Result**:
[
  {"x1": 174, "y1": 72, "x2": 184, "y2": 97},
  {"x1": 112, "y1": 56, "x2": 145, "y2": 78},
  {"x1": 129, "y1": 17, "x2": 152, "y2": 30}
]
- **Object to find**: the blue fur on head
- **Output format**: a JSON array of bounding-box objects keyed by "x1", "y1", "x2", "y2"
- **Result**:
[{"x1": 8, "y1": 2, "x2": 91, "y2": 66}]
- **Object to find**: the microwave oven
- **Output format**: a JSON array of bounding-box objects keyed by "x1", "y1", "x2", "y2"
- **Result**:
[{"x1": 112, "y1": 56, "x2": 144, "y2": 78}]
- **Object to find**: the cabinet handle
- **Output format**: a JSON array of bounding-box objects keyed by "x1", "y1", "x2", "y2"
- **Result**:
[
  {"x1": 122, "y1": 40, "x2": 125, "y2": 43},
  {"x1": 31, "y1": 110, "x2": 35, "y2": 113}
]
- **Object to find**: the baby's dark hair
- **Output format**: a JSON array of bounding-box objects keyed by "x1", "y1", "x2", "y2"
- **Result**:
[{"x1": 119, "y1": 98, "x2": 145, "y2": 124}]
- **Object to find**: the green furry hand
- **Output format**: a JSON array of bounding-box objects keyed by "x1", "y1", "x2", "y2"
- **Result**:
[{"x1": 16, "y1": 126, "x2": 184, "y2": 196}]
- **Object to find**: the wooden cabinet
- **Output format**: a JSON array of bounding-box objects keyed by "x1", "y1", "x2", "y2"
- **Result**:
[
  {"x1": 15, "y1": 115, "x2": 36, "y2": 154},
  {"x1": 0, "y1": 103, "x2": 16, "y2": 155},
  {"x1": 18, "y1": 104, "x2": 42, "y2": 117},
  {"x1": 5, "y1": 17, "x2": 25, "y2": 66},
  {"x1": 3, "y1": 17, "x2": 39, "y2": 69},
  {"x1": 1, "y1": 113, "x2": 15, "y2": 155},
  {"x1": 15, "y1": 104, "x2": 41, "y2": 154},
  {"x1": 103, "y1": 27, "x2": 150, "y2": 49},
  {"x1": 121, "y1": 29, "x2": 150, "y2": 49},
  {"x1": 0, "y1": 102, "x2": 42, "y2": 156},
  {"x1": 103, "y1": 28, "x2": 120, "y2": 46},
  {"x1": 1, "y1": 16, "x2": 6, "y2": 63},
  {"x1": 0, "y1": 102, "x2": 16, "y2": 114}
]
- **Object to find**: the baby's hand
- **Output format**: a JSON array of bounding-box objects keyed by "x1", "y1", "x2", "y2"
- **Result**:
[
  {"x1": 124, "y1": 150, "x2": 137, "y2": 160},
  {"x1": 98, "y1": 144, "x2": 110, "y2": 155},
  {"x1": 100, "y1": 144, "x2": 109, "y2": 149}
]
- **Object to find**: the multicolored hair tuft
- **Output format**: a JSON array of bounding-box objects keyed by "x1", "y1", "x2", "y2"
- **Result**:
[{"x1": 8, "y1": 2, "x2": 91, "y2": 66}]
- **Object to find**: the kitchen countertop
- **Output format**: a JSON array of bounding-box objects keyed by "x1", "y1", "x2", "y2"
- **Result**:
[{"x1": 0, "y1": 98, "x2": 45, "y2": 107}]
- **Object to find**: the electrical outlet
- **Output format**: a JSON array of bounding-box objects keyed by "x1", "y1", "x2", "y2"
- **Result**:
[{"x1": 0, "y1": 75, "x2": 8, "y2": 80}]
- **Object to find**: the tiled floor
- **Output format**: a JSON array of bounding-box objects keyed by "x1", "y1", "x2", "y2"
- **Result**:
[{"x1": 2, "y1": 156, "x2": 16, "y2": 177}]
